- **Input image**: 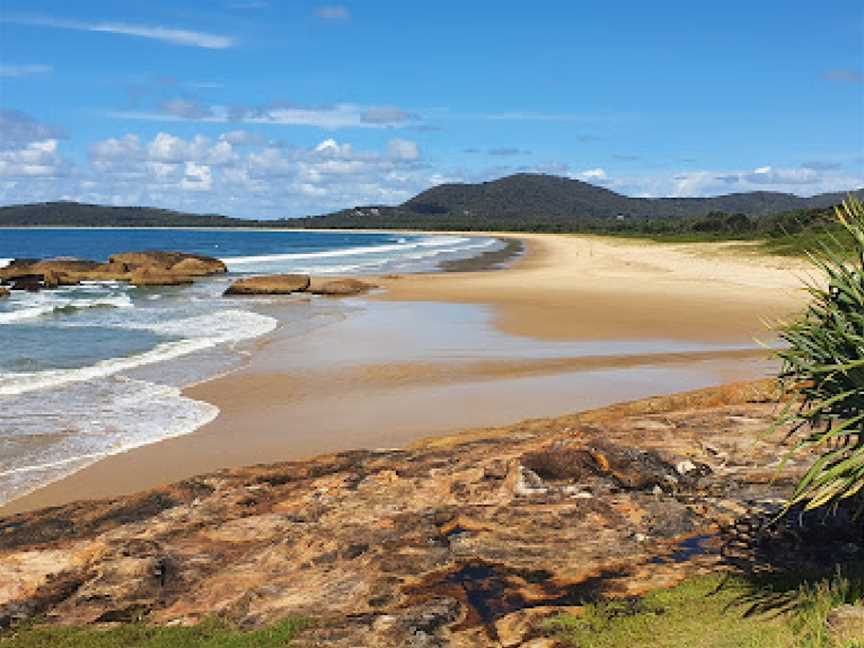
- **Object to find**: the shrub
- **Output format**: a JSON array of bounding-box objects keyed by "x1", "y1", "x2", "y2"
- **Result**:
[{"x1": 777, "y1": 196, "x2": 864, "y2": 512}]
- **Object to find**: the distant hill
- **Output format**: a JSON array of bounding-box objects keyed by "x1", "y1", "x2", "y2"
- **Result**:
[
  {"x1": 0, "y1": 174, "x2": 861, "y2": 230},
  {"x1": 0, "y1": 201, "x2": 251, "y2": 228},
  {"x1": 304, "y1": 173, "x2": 862, "y2": 230}
]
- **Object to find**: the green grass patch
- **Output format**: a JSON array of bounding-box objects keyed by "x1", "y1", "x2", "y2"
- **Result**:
[
  {"x1": 546, "y1": 569, "x2": 864, "y2": 648},
  {"x1": 0, "y1": 616, "x2": 310, "y2": 648}
]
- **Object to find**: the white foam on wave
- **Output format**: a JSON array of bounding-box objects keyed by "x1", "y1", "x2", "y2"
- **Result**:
[
  {"x1": 0, "y1": 309, "x2": 277, "y2": 396},
  {"x1": 222, "y1": 235, "x2": 472, "y2": 267},
  {"x1": 0, "y1": 377, "x2": 220, "y2": 506},
  {"x1": 0, "y1": 293, "x2": 133, "y2": 324}
]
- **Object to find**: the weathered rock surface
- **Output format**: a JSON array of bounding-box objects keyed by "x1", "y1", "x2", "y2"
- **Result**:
[
  {"x1": 0, "y1": 381, "x2": 810, "y2": 646},
  {"x1": 0, "y1": 252, "x2": 225, "y2": 290},
  {"x1": 224, "y1": 274, "x2": 311, "y2": 295},
  {"x1": 108, "y1": 251, "x2": 227, "y2": 276},
  {"x1": 0, "y1": 287, "x2": 9, "y2": 299},
  {"x1": 130, "y1": 268, "x2": 194, "y2": 287},
  {"x1": 308, "y1": 277, "x2": 377, "y2": 296}
]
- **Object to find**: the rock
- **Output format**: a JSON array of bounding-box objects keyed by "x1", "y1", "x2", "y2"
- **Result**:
[
  {"x1": 0, "y1": 381, "x2": 816, "y2": 644},
  {"x1": 827, "y1": 604, "x2": 864, "y2": 644},
  {"x1": 308, "y1": 278, "x2": 376, "y2": 296},
  {"x1": 170, "y1": 257, "x2": 226, "y2": 277},
  {"x1": 521, "y1": 447, "x2": 597, "y2": 481},
  {"x1": 109, "y1": 251, "x2": 226, "y2": 275},
  {"x1": 224, "y1": 274, "x2": 311, "y2": 296},
  {"x1": 10, "y1": 276, "x2": 42, "y2": 292},
  {"x1": 130, "y1": 268, "x2": 194, "y2": 287},
  {"x1": 0, "y1": 287, "x2": 8, "y2": 299}
]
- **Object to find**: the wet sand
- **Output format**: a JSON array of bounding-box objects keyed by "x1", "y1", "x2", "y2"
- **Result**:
[{"x1": 1, "y1": 233, "x2": 809, "y2": 515}]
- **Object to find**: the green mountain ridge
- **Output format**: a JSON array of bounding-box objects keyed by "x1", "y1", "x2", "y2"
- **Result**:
[{"x1": 1, "y1": 173, "x2": 861, "y2": 229}]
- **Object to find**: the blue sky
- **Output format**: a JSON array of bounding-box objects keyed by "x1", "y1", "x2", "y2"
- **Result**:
[{"x1": 1, "y1": 1, "x2": 862, "y2": 218}]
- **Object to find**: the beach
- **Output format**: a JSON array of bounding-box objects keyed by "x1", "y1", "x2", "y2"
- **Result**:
[{"x1": 0, "y1": 232, "x2": 809, "y2": 515}]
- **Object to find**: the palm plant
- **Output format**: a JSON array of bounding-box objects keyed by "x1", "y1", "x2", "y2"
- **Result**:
[{"x1": 777, "y1": 195, "x2": 864, "y2": 513}]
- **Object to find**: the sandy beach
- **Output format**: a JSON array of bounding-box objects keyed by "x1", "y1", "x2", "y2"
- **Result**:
[{"x1": 1, "y1": 233, "x2": 810, "y2": 515}]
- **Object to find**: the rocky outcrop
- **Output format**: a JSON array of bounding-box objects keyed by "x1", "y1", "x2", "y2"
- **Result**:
[
  {"x1": 130, "y1": 268, "x2": 194, "y2": 287},
  {"x1": 0, "y1": 287, "x2": 9, "y2": 299},
  {"x1": 223, "y1": 274, "x2": 311, "y2": 295},
  {"x1": 0, "y1": 381, "x2": 821, "y2": 646},
  {"x1": 108, "y1": 251, "x2": 227, "y2": 276},
  {"x1": 308, "y1": 277, "x2": 377, "y2": 296},
  {"x1": 0, "y1": 252, "x2": 226, "y2": 291}
]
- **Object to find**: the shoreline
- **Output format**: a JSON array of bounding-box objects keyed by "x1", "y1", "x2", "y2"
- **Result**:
[{"x1": 0, "y1": 232, "x2": 809, "y2": 515}]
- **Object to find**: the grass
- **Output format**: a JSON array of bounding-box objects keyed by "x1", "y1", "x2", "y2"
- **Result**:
[
  {"x1": 546, "y1": 569, "x2": 864, "y2": 648},
  {"x1": 0, "y1": 616, "x2": 310, "y2": 648}
]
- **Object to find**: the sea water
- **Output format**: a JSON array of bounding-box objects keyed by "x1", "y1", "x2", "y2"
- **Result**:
[{"x1": 0, "y1": 228, "x2": 504, "y2": 505}]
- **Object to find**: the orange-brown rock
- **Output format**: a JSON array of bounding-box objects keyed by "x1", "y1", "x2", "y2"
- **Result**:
[
  {"x1": 224, "y1": 274, "x2": 310, "y2": 295},
  {"x1": 109, "y1": 251, "x2": 226, "y2": 276},
  {"x1": 130, "y1": 268, "x2": 194, "y2": 287},
  {"x1": 0, "y1": 252, "x2": 225, "y2": 287},
  {"x1": 0, "y1": 287, "x2": 8, "y2": 299},
  {"x1": 309, "y1": 277, "x2": 377, "y2": 296},
  {"x1": 0, "y1": 381, "x2": 822, "y2": 646}
]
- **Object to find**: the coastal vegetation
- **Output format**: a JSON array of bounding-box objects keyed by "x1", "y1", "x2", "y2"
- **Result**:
[
  {"x1": 1, "y1": 175, "x2": 861, "y2": 261},
  {"x1": 549, "y1": 567, "x2": 864, "y2": 648},
  {"x1": 777, "y1": 196, "x2": 864, "y2": 511},
  {"x1": 0, "y1": 616, "x2": 309, "y2": 647}
]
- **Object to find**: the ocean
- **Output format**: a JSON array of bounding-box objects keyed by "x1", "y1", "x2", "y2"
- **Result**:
[{"x1": 0, "y1": 228, "x2": 504, "y2": 506}]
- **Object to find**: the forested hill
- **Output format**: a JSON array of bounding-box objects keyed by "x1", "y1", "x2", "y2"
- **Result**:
[
  {"x1": 305, "y1": 173, "x2": 862, "y2": 230},
  {"x1": 0, "y1": 202, "x2": 252, "y2": 227},
  {"x1": 0, "y1": 174, "x2": 861, "y2": 230}
]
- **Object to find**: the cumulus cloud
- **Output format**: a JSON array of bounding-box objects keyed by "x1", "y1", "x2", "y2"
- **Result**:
[
  {"x1": 315, "y1": 6, "x2": 350, "y2": 20},
  {"x1": 3, "y1": 15, "x2": 236, "y2": 49},
  {"x1": 0, "y1": 64, "x2": 52, "y2": 78},
  {"x1": 716, "y1": 165, "x2": 821, "y2": 186},
  {"x1": 0, "y1": 129, "x2": 437, "y2": 217}
]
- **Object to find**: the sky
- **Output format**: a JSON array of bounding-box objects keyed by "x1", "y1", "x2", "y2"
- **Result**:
[{"x1": 1, "y1": 1, "x2": 863, "y2": 218}]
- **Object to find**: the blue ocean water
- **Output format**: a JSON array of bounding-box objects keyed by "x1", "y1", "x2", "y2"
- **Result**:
[{"x1": 0, "y1": 228, "x2": 503, "y2": 505}]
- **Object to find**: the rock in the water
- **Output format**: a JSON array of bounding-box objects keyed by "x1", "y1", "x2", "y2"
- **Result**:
[
  {"x1": 224, "y1": 274, "x2": 311, "y2": 295},
  {"x1": 10, "y1": 275, "x2": 43, "y2": 292},
  {"x1": 309, "y1": 278, "x2": 376, "y2": 296},
  {"x1": 827, "y1": 604, "x2": 864, "y2": 644},
  {"x1": 0, "y1": 287, "x2": 9, "y2": 299},
  {"x1": 130, "y1": 268, "x2": 194, "y2": 287},
  {"x1": 109, "y1": 251, "x2": 227, "y2": 275}
]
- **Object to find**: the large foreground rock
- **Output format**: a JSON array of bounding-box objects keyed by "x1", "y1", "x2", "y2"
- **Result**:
[
  {"x1": 224, "y1": 274, "x2": 311, "y2": 295},
  {"x1": 0, "y1": 381, "x2": 818, "y2": 646}
]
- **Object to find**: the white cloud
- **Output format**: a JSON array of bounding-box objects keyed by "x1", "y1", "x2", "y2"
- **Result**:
[
  {"x1": 0, "y1": 110, "x2": 64, "y2": 149},
  {"x1": 0, "y1": 140, "x2": 67, "y2": 178},
  {"x1": 315, "y1": 6, "x2": 350, "y2": 20},
  {"x1": 0, "y1": 64, "x2": 52, "y2": 78},
  {"x1": 110, "y1": 102, "x2": 420, "y2": 130},
  {"x1": 578, "y1": 168, "x2": 607, "y2": 181},
  {"x1": 3, "y1": 15, "x2": 236, "y2": 49},
  {"x1": 387, "y1": 139, "x2": 420, "y2": 161}
]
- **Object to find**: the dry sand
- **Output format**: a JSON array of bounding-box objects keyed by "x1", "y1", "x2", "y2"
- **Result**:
[{"x1": 1, "y1": 233, "x2": 810, "y2": 514}]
